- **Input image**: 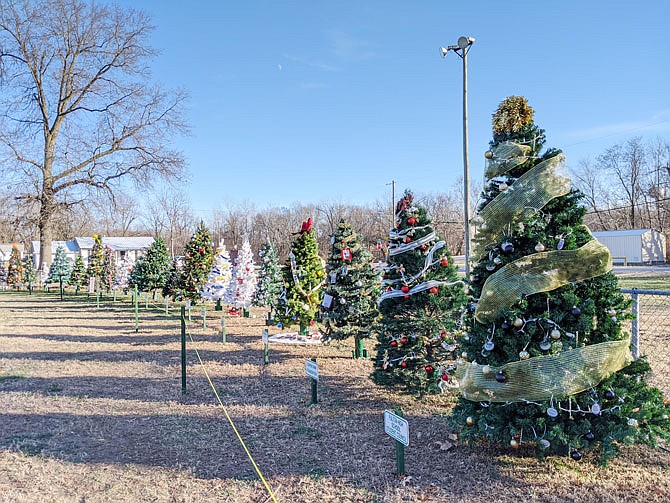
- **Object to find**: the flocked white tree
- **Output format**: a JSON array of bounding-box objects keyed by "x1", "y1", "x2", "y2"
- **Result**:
[
  {"x1": 113, "y1": 255, "x2": 135, "y2": 290},
  {"x1": 224, "y1": 237, "x2": 258, "y2": 312},
  {"x1": 201, "y1": 239, "x2": 233, "y2": 307}
]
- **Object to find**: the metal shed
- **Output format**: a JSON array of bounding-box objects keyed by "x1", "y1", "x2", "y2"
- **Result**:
[{"x1": 592, "y1": 229, "x2": 667, "y2": 265}]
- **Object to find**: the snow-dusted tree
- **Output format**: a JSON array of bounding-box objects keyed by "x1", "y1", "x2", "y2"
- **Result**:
[
  {"x1": 46, "y1": 246, "x2": 72, "y2": 290},
  {"x1": 201, "y1": 239, "x2": 233, "y2": 309},
  {"x1": 224, "y1": 237, "x2": 258, "y2": 313},
  {"x1": 113, "y1": 255, "x2": 135, "y2": 291},
  {"x1": 253, "y1": 242, "x2": 284, "y2": 321}
]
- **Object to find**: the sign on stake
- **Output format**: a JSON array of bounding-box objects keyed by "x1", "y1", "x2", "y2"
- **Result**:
[
  {"x1": 384, "y1": 409, "x2": 408, "y2": 475},
  {"x1": 262, "y1": 329, "x2": 269, "y2": 364},
  {"x1": 221, "y1": 316, "x2": 226, "y2": 343},
  {"x1": 306, "y1": 358, "x2": 319, "y2": 405}
]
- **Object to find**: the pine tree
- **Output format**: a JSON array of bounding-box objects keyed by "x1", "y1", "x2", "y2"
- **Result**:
[
  {"x1": 253, "y1": 242, "x2": 284, "y2": 320},
  {"x1": 201, "y1": 239, "x2": 233, "y2": 308},
  {"x1": 321, "y1": 219, "x2": 381, "y2": 358},
  {"x1": 113, "y1": 255, "x2": 135, "y2": 291},
  {"x1": 69, "y1": 255, "x2": 87, "y2": 294},
  {"x1": 86, "y1": 234, "x2": 105, "y2": 290},
  {"x1": 22, "y1": 257, "x2": 37, "y2": 291},
  {"x1": 129, "y1": 237, "x2": 171, "y2": 297},
  {"x1": 276, "y1": 218, "x2": 325, "y2": 334},
  {"x1": 372, "y1": 190, "x2": 467, "y2": 395},
  {"x1": 224, "y1": 237, "x2": 258, "y2": 313},
  {"x1": 7, "y1": 244, "x2": 23, "y2": 288},
  {"x1": 177, "y1": 223, "x2": 214, "y2": 304},
  {"x1": 451, "y1": 96, "x2": 670, "y2": 463},
  {"x1": 101, "y1": 246, "x2": 117, "y2": 291},
  {"x1": 47, "y1": 246, "x2": 72, "y2": 285},
  {"x1": 162, "y1": 257, "x2": 183, "y2": 301},
  {"x1": 0, "y1": 260, "x2": 7, "y2": 287}
]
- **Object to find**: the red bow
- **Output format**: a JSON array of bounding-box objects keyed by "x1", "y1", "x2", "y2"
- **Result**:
[{"x1": 300, "y1": 218, "x2": 313, "y2": 233}]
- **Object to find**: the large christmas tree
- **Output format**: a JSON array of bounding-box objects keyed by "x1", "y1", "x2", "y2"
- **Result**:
[
  {"x1": 224, "y1": 237, "x2": 258, "y2": 312},
  {"x1": 69, "y1": 255, "x2": 87, "y2": 294},
  {"x1": 372, "y1": 190, "x2": 467, "y2": 394},
  {"x1": 321, "y1": 219, "x2": 381, "y2": 358},
  {"x1": 22, "y1": 257, "x2": 37, "y2": 291},
  {"x1": 129, "y1": 237, "x2": 171, "y2": 298},
  {"x1": 86, "y1": 234, "x2": 105, "y2": 290},
  {"x1": 276, "y1": 218, "x2": 325, "y2": 334},
  {"x1": 177, "y1": 222, "x2": 214, "y2": 304},
  {"x1": 7, "y1": 244, "x2": 23, "y2": 288},
  {"x1": 201, "y1": 239, "x2": 233, "y2": 308},
  {"x1": 101, "y1": 246, "x2": 117, "y2": 291},
  {"x1": 46, "y1": 245, "x2": 72, "y2": 286},
  {"x1": 451, "y1": 96, "x2": 670, "y2": 462},
  {"x1": 113, "y1": 255, "x2": 135, "y2": 291},
  {"x1": 253, "y1": 242, "x2": 284, "y2": 318}
]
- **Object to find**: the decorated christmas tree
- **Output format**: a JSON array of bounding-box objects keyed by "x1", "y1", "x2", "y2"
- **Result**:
[
  {"x1": 372, "y1": 190, "x2": 467, "y2": 394},
  {"x1": 69, "y1": 255, "x2": 87, "y2": 294},
  {"x1": 113, "y1": 255, "x2": 135, "y2": 291},
  {"x1": 101, "y1": 246, "x2": 117, "y2": 291},
  {"x1": 162, "y1": 257, "x2": 183, "y2": 301},
  {"x1": 201, "y1": 239, "x2": 233, "y2": 309},
  {"x1": 321, "y1": 219, "x2": 381, "y2": 358},
  {"x1": 129, "y1": 237, "x2": 171, "y2": 298},
  {"x1": 451, "y1": 96, "x2": 670, "y2": 463},
  {"x1": 7, "y1": 244, "x2": 23, "y2": 288},
  {"x1": 86, "y1": 234, "x2": 105, "y2": 290},
  {"x1": 22, "y1": 257, "x2": 37, "y2": 292},
  {"x1": 177, "y1": 222, "x2": 214, "y2": 304},
  {"x1": 253, "y1": 242, "x2": 284, "y2": 322},
  {"x1": 0, "y1": 260, "x2": 7, "y2": 287},
  {"x1": 275, "y1": 218, "x2": 325, "y2": 334},
  {"x1": 224, "y1": 236, "x2": 258, "y2": 314},
  {"x1": 46, "y1": 245, "x2": 72, "y2": 286}
]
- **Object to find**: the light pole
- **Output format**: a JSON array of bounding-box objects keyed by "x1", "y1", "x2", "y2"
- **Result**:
[{"x1": 441, "y1": 36, "x2": 475, "y2": 278}]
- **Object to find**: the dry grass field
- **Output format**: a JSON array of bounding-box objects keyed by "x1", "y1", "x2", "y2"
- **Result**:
[{"x1": 1, "y1": 291, "x2": 669, "y2": 502}]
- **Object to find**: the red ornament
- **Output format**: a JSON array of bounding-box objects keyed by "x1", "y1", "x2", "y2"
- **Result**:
[
  {"x1": 420, "y1": 244, "x2": 427, "y2": 251},
  {"x1": 404, "y1": 295, "x2": 410, "y2": 299},
  {"x1": 429, "y1": 286, "x2": 438, "y2": 294},
  {"x1": 441, "y1": 373, "x2": 450, "y2": 381},
  {"x1": 400, "y1": 337, "x2": 408, "y2": 344},
  {"x1": 440, "y1": 258, "x2": 449, "y2": 267},
  {"x1": 309, "y1": 320, "x2": 315, "y2": 326},
  {"x1": 390, "y1": 340, "x2": 398, "y2": 347},
  {"x1": 198, "y1": 247, "x2": 204, "y2": 253},
  {"x1": 407, "y1": 217, "x2": 416, "y2": 226},
  {"x1": 401, "y1": 285, "x2": 410, "y2": 293},
  {"x1": 440, "y1": 331, "x2": 447, "y2": 339},
  {"x1": 387, "y1": 287, "x2": 393, "y2": 292},
  {"x1": 425, "y1": 365, "x2": 435, "y2": 374},
  {"x1": 404, "y1": 236, "x2": 412, "y2": 244},
  {"x1": 400, "y1": 361, "x2": 408, "y2": 368}
]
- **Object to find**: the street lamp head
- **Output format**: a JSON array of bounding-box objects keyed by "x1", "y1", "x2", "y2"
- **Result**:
[
  {"x1": 457, "y1": 36, "x2": 475, "y2": 50},
  {"x1": 440, "y1": 46, "x2": 449, "y2": 58}
]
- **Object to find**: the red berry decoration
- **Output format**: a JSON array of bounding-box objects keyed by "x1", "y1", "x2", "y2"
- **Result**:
[
  {"x1": 198, "y1": 247, "x2": 204, "y2": 253},
  {"x1": 400, "y1": 336, "x2": 408, "y2": 344},
  {"x1": 400, "y1": 361, "x2": 408, "y2": 368},
  {"x1": 309, "y1": 320, "x2": 315, "y2": 326},
  {"x1": 404, "y1": 236, "x2": 412, "y2": 243},
  {"x1": 407, "y1": 217, "x2": 416, "y2": 225},
  {"x1": 440, "y1": 257, "x2": 449, "y2": 267},
  {"x1": 390, "y1": 340, "x2": 398, "y2": 347},
  {"x1": 441, "y1": 373, "x2": 449, "y2": 381},
  {"x1": 420, "y1": 244, "x2": 427, "y2": 251},
  {"x1": 429, "y1": 286, "x2": 438, "y2": 294},
  {"x1": 401, "y1": 285, "x2": 410, "y2": 293},
  {"x1": 425, "y1": 365, "x2": 435, "y2": 374}
]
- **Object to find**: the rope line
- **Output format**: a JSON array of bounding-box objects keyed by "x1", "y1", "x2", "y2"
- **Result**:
[{"x1": 184, "y1": 325, "x2": 278, "y2": 503}]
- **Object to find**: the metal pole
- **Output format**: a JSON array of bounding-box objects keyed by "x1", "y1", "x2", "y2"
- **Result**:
[
  {"x1": 181, "y1": 306, "x2": 187, "y2": 394},
  {"x1": 462, "y1": 47, "x2": 471, "y2": 279},
  {"x1": 631, "y1": 289, "x2": 639, "y2": 359},
  {"x1": 395, "y1": 409, "x2": 406, "y2": 475},
  {"x1": 221, "y1": 316, "x2": 227, "y2": 343},
  {"x1": 134, "y1": 285, "x2": 139, "y2": 332}
]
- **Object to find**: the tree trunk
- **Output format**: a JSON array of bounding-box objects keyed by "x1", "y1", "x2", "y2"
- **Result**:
[{"x1": 38, "y1": 180, "x2": 56, "y2": 273}]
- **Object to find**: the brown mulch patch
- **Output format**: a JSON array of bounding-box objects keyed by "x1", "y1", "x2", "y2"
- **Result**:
[{"x1": 1, "y1": 291, "x2": 668, "y2": 502}]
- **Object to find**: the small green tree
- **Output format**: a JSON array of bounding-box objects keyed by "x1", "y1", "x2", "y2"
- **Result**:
[
  {"x1": 177, "y1": 223, "x2": 214, "y2": 303},
  {"x1": 22, "y1": 257, "x2": 37, "y2": 292},
  {"x1": 86, "y1": 235, "x2": 105, "y2": 290},
  {"x1": 69, "y1": 255, "x2": 87, "y2": 294},
  {"x1": 275, "y1": 218, "x2": 325, "y2": 334},
  {"x1": 321, "y1": 219, "x2": 381, "y2": 358},
  {"x1": 129, "y1": 237, "x2": 171, "y2": 297},
  {"x1": 7, "y1": 244, "x2": 23, "y2": 288},
  {"x1": 100, "y1": 246, "x2": 117, "y2": 291},
  {"x1": 47, "y1": 245, "x2": 72, "y2": 298},
  {"x1": 162, "y1": 257, "x2": 183, "y2": 301}
]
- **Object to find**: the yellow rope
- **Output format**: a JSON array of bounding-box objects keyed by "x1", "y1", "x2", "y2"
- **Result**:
[{"x1": 185, "y1": 328, "x2": 279, "y2": 503}]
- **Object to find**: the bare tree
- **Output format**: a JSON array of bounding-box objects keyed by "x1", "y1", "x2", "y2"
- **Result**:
[
  {"x1": 0, "y1": 0, "x2": 188, "y2": 270},
  {"x1": 142, "y1": 188, "x2": 194, "y2": 256}
]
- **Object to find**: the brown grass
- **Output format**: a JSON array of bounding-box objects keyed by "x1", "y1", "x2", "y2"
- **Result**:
[{"x1": 1, "y1": 291, "x2": 669, "y2": 502}]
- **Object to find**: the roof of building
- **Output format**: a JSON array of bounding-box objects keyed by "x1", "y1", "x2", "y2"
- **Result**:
[
  {"x1": 30, "y1": 240, "x2": 79, "y2": 254},
  {"x1": 592, "y1": 229, "x2": 659, "y2": 237},
  {"x1": 74, "y1": 236, "x2": 154, "y2": 251}
]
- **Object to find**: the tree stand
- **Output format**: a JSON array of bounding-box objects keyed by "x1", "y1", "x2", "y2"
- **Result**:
[
  {"x1": 353, "y1": 336, "x2": 368, "y2": 359},
  {"x1": 215, "y1": 299, "x2": 223, "y2": 311},
  {"x1": 299, "y1": 322, "x2": 309, "y2": 336},
  {"x1": 243, "y1": 308, "x2": 250, "y2": 318}
]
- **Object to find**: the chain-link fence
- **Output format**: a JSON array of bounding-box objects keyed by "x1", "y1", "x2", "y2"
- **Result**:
[{"x1": 622, "y1": 289, "x2": 670, "y2": 399}]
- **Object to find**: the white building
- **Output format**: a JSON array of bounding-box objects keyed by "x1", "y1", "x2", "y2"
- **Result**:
[
  {"x1": 592, "y1": 229, "x2": 667, "y2": 265},
  {"x1": 30, "y1": 236, "x2": 154, "y2": 267}
]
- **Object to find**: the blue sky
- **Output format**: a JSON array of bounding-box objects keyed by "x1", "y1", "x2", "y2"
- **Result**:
[{"x1": 115, "y1": 1, "x2": 670, "y2": 216}]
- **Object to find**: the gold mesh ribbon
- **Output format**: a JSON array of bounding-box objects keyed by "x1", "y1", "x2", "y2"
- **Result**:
[
  {"x1": 455, "y1": 337, "x2": 632, "y2": 402},
  {"x1": 475, "y1": 239, "x2": 612, "y2": 323},
  {"x1": 485, "y1": 142, "x2": 532, "y2": 178},
  {"x1": 473, "y1": 154, "x2": 570, "y2": 256}
]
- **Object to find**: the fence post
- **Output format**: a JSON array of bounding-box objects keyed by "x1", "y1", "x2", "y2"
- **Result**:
[
  {"x1": 134, "y1": 285, "x2": 139, "y2": 332},
  {"x1": 631, "y1": 289, "x2": 640, "y2": 360},
  {"x1": 181, "y1": 306, "x2": 187, "y2": 394}
]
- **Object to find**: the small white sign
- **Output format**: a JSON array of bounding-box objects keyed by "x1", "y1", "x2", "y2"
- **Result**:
[
  {"x1": 262, "y1": 329, "x2": 268, "y2": 344},
  {"x1": 321, "y1": 293, "x2": 333, "y2": 309},
  {"x1": 384, "y1": 410, "x2": 409, "y2": 446},
  {"x1": 201, "y1": 308, "x2": 206, "y2": 317},
  {"x1": 88, "y1": 277, "x2": 95, "y2": 294},
  {"x1": 186, "y1": 299, "x2": 191, "y2": 310},
  {"x1": 221, "y1": 317, "x2": 226, "y2": 327},
  {"x1": 305, "y1": 359, "x2": 319, "y2": 381}
]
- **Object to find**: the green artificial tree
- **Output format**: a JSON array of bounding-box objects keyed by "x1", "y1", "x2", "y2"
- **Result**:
[
  {"x1": 321, "y1": 219, "x2": 381, "y2": 358},
  {"x1": 451, "y1": 96, "x2": 670, "y2": 463},
  {"x1": 86, "y1": 234, "x2": 105, "y2": 291},
  {"x1": 372, "y1": 190, "x2": 467, "y2": 395},
  {"x1": 7, "y1": 244, "x2": 23, "y2": 288},
  {"x1": 22, "y1": 257, "x2": 37, "y2": 293},
  {"x1": 253, "y1": 242, "x2": 284, "y2": 324},
  {"x1": 101, "y1": 246, "x2": 117, "y2": 292},
  {"x1": 47, "y1": 245, "x2": 72, "y2": 298},
  {"x1": 276, "y1": 218, "x2": 325, "y2": 334},
  {"x1": 162, "y1": 257, "x2": 183, "y2": 301},
  {"x1": 177, "y1": 223, "x2": 214, "y2": 304},
  {"x1": 69, "y1": 255, "x2": 87, "y2": 294},
  {"x1": 129, "y1": 237, "x2": 171, "y2": 298}
]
